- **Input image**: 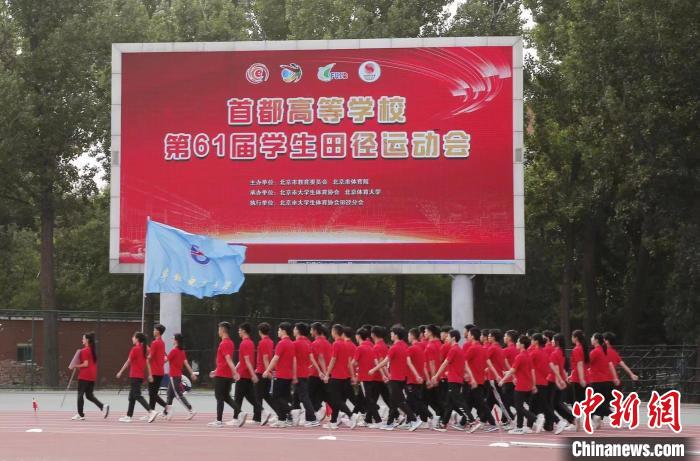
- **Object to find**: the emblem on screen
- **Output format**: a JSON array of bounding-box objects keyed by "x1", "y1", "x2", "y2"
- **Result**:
[
  {"x1": 280, "y1": 63, "x2": 302, "y2": 83},
  {"x1": 245, "y1": 63, "x2": 269, "y2": 84},
  {"x1": 318, "y1": 63, "x2": 349, "y2": 82},
  {"x1": 190, "y1": 245, "x2": 210, "y2": 265},
  {"x1": 358, "y1": 61, "x2": 381, "y2": 82}
]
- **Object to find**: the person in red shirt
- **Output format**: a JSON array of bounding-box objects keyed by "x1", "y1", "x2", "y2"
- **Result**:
[
  {"x1": 207, "y1": 321, "x2": 240, "y2": 427},
  {"x1": 322, "y1": 324, "x2": 357, "y2": 429},
  {"x1": 463, "y1": 328, "x2": 497, "y2": 431},
  {"x1": 569, "y1": 329, "x2": 590, "y2": 403},
  {"x1": 351, "y1": 327, "x2": 382, "y2": 426},
  {"x1": 343, "y1": 325, "x2": 366, "y2": 417},
  {"x1": 603, "y1": 331, "x2": 639, "y2": 382},
  {"x1": 589, "y1": 332, "x2": 620, "y2": 428},
  {"x1": 406, "y1": 328, "x2": 431, "y2": 426},
  {"x1": 437, "y1": 326, "x2": 453, "y2": 418},
  {"x1": 431, "y1": 329, "x2": 470, "y2": 431},
  {"x1": 71, "y1": 332, "x2": 108, "y2": 421},
  {"x1": 116, "y1": 332, "x2": 156, "y2": 423},
  {"x1": 370, "y1": 324, "x2": 420, "y2": 431},
  {"x1": 542, "y1": 330, "x2": 555, "y2": 357},
  {"x1": 309, "y1": 322, "x2": 331, "y2": 418},
  {"x1": 371, "y1": 325, "x2": 392, "y2": 418},
  {"x1": 165, "y1": 333, "x2": 197, "y2": 421},
  {"x1": 459, "y1": 324, "x2": 477, "y2": 427},
  {"x1": 417, "y1": 325, "x2": 428, "y2": 351},
  {"x1": 147, "y1": 324, "x2": 169, "y2": 418},
  {"x1": 548, "y1": 333, "x2": 576, "y2": 434},
  {"x1": 263, "y1": 322, "x2": 296, "y2": 427},
  {"x1": 501, "y1": 330, "x2": 519, "y2": 417},
  {"x1": 254, "y1": 322, "x2": 275, "y2": 419},
  {"x1": 232, "y1": 323, "x2": 266, "y2": 426},
  {"x1": 423, "y1": 325, "x2": 444, "y2": 423},
  {"x1": 484, "y1": 329, "x2": 514, "y2": 425},
  {"x1": 291, "y1": 322, "x2": 319, "y2": 427},
  {"x1": 530, "y1": 333, "x2": 555, "y2": 431},
  {"x1": 499, "y1": 335, "x2": 538, "y2": 434}
]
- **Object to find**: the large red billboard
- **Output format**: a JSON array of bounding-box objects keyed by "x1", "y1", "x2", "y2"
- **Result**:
[{"x1": 111, "y1": 38, "x2": 524, "y2": 274}]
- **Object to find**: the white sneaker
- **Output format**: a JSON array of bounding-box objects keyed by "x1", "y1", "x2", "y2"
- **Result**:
[
  {"x1": 356, "y1": 420, "x2": 368, "y2": 427},
  {"x1": 304, "y1": 420, "x2": 320, "y2": 428},
  {"x1": 71, "y1": 414, "x2": 85, "y2": 421},
  {"x1": 207, "y1": 420, "x2": 223, "y2": 427},
  {"x1": 315, "y1": 408, "x2": 327, "y2": 422},
  {"x1": 147, "y1": 410, "x2": 158, "y2": 423},
  {"x1": 469, "y1": 421, "x2": 483, "y2": 433},
  {"x1": 450, "y1": 422, "x2": 467, "y2": 431},
  {"x1": 522, "y1": 426, "x2": 533, "y2": 434},
  {"x1": 237, "y1": 412, "x2": 248, "y2": 427},
  {"x1": 368, "y1": 422, "x2": 384, "y2": 429},
  {"x1": 164, "y1": 405, "x2": 173, "y2": 420},
  {"x1": 408, "y1": 420, "x2": 422, "y2": 432},
  {"x1": 224, "y1": 419, "x2": 238, "y2": 426},
  {"x1": 270, "y1": 421, "x2": 287, "y2": 428},
  {"x1": 533, "y1": 414, "x2": 545, "y2": 433},
  {"x1": 260, "y1": 412, "x2": 271, "y2": 426},
  {"x1": 290, "y1": 409, "x2": 301, "y2": 426},
  {"x1": 554, "y1": 420, "x2": 568, "y2": 435},
  {"x1": 323, "y1": 422, "x2": 339, "y2": 429},
  {"x1": 483, "y1": 424, "x2": 499, "y2": 432},
  {"x1": 397, "y1": 422, "x2": 411, "y2": 430},
  {"x1": 186, "y1": 410, "x2": 196, "y2": 421},
  {"x1": 349, "y1": 413, "x2": 359, "y2": 429},
  {"x1": 508, "y1": 427, "x2": 525, "y2": 434},
  {"x1": 118, "y1": 416, "x2": 132, "y2": 423},
  {"x1": 139, "y1": 415, "x2": 148, "y2": 421},
  {"x1": 420, "y1": 421, "x2": 430, "y2": 429},
  {"x1": 380, "y1": 423, "x2": 397, "y2": 431},
  {"x1": 102, "y1": 404, "x2": 110, "y2": 419}
]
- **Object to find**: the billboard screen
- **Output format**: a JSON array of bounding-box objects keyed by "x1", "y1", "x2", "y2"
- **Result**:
[{"x1": 110, "y1": 38, "x2": 524, "y2": 274}]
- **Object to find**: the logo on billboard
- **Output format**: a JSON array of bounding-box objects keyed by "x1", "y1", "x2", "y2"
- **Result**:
[
  {"x1": 190, "y1": 245, "x2": 210, "y2": 265},
  {"x1": 317, "y1": 63, "x2": 349, "y2": 82},
  {"x1": 358, "y1": 61, "x2": 381, "y2": 82},
  {"x1": 280, "y1": 63, "x2": 302, "y2": 83},
  {"x1": 246, "y1": 63, "x2": 269, "y2": 84}
]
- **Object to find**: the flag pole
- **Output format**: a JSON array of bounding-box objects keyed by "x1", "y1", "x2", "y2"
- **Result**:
[{"x1": 141, "y1": 216, "x2": 151, "y2": 332}]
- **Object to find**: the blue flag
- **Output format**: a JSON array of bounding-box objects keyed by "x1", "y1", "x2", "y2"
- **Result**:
[{"x1": 144, "y1": 221, "x2": 246, "y2": 299}]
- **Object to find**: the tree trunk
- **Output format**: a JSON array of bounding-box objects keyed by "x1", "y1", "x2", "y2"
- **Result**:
[
  {"x1": 391, "y1": 275, "x2": 404, "y2": 324},
  {"x1": 558, "y1": 222, "x2": 575, "y2": 345},
  {"x1": 582, "y1": 219, "x2": 601, "y2": 334},
  {"x1": 39, "y1": 191, "x2": 59, "y2": 387}
]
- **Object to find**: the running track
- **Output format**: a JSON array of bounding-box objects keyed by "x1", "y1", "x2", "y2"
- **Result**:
[{"x1": 0, "y1": 411, "x2": 696, "y2": 461}]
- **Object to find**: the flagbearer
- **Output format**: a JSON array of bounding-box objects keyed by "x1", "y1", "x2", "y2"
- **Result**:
[{"x1": 148, "y1": 324, "x2": 169, "y2": 419}]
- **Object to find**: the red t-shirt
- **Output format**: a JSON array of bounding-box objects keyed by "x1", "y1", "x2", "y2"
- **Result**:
[
  {"x1": 547, "y1": 347, "x2": 566, "y2": 383},
  {"x1": 274, "y1": 336, "x2": 295, "y2": 380},
  {"x1": 237, "y1": 338, "x2": 255, "y2": 379},
  {"x1": 513, "y1": 350, "x2": 534, "y2": 391},
  {"x1": 311, "y1": 336, "x2": 332, "y2": 377},
  {"x1": 215, "y1": 338, "x2": 235, "y2": 378},
  {"x1": 607, "y1": 346, "x2": 622, "y2": 366},
  {"x1": 149, "y1": 338, "x2": 166, "y2": 376},
  {"x1": 387, "y1": 340, "x2": 409, "y2": 381},
  {"x1": 255, "y1": 336, "x2": 274, "y2": 374},
  {"x1": 502, "y1": 344, "x2": 518, "y2": 383},
  {"x1": 330, "y1": 339, "x2": 351, "y2": 379},
  {"x1": 530, "y1": 347, "x2": 549, "y2": 386},
  {"x1": 373, "y1": 340, "x2": 389, "y2": 382},
  {"x1": 353, "y1": 339, "x2": 377, "y2": 382},
  {"x1": 425, "y1": 339, "x2": 441, "y2": 377},
  {"x1": 464, "y1": 342, "x2": 486, "y2": 385},
  {"x1": 569, "y1": 344, "x2": 585, "y2": 383},
  {"x1": 589, "y1": 345, "x2": 612, "y2": 383},
  {"x1": 416, "y1": 340, "x2": 427, "y2": 351},
  {"x1": 167, "y1": 347, "x2": 186, "y2": 377},
  {"x1": 544, "y1": 342, "x2": 554, "y2": 357},
  {"x1": 486, "y1": 343, "x2": 504, "y2": 380},
  {"x1": 78, "y1": 346, "x2": 97, "y2": 381},
  {"x1": 407, "y1": 343, "x2": 426, "y2": 384},
  {"x1": 446, "y1": 344, "x2": 465, "y2": 383},
  {"x1": 440, "y1": 340, "x2": 452, "y2": 379},
  {"x1": 345, "y1": 340, "x2": 357, "y2": 375},
  {"x1": 294, "y1": 336, "x2": 312, "y2": 379},
  {"x1": 129, "y1": 344, "x2": 147, "y2": 379}
]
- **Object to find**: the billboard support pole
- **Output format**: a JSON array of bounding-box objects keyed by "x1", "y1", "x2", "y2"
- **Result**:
[
  {"x1": 451, "y1": 275, "x2": 474, "y2": 331},
  {"x1": 159, "y1": 293, "x2": 181, "y2": 368}
]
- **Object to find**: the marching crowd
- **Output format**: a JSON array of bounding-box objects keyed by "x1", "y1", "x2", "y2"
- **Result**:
[{"x1": 70, "y1": 320, "x2": 637, "y2": 435}]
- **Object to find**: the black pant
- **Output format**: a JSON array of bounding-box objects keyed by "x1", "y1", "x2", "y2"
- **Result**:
[
  {"x1": 501, "y1": 382, "x2": 515, "y2": 420},
  {"x1": 350, "y1": 383, "x2": 367, "y2": 414},
  {"x1": 127, "y1": 378, "x2": 150, "y2": 417},
  {"x1": 294, "y1": 378, "x2": 316, "y2": 422},
  {"x1": 460, "y1": 385, "x2": 476, "y2": 424},
  {"x1": 387, "y1": 380, "x2": 416, "y2": 424},
  {"x1": 514, "y1": 390, "x2": 536, "y2": 428},
  {"x1": 470, "y1": 384, "x2": 496, "y2": 424},
  {"x1": 271, "y1": 378, "x2": 292, "y2": 421},
  {"x1": 308, "y1": 376, "x2": 326, "y2": 412},
  {"x1": 571, "y1": 382, "x2": 586, "y2": 403},
  {"x1": 214, "y1": 377, "x2": 238, "y2": 422},
  {"x1": 441, "y1": 382, "x2": 469, "y2": 425},
  {"x1": 166, "y1": 376, "x2": 192, "y2": 410},
  {"x1": 534, "y1": 384, "x2": 556, "y2": 431},
  {"x1": 486, "y1": 381, "x2": 513, "y2": 422},
  {"x1": 148, "y1": 375, "x2": 168, "y2": 411},
  {"x1": 592, "y1": 381, "x2": 614, "y2": 417},
  {"x1": 425, "y1": 384, "x2": 443, "y2": 418},
  {"x1": 234, "y1": 378, "x2": 262, "y2": 421},
  {"x1": 405, "y1": 383, "x2": 431, "y2": 422},
  {"x1": 255, "y1": 373, "x2": 274, "y2": 411},
  {"x1": 548, "y1": 382, "x2": 574, "y2": 424},
  {"x1": 77, "y1": 380, "x2": 103, "y2": 417},
  {"x1": 327, "y1": 378, "x2": 354, "y2": 423},
  {"x1": 360, "y1": 381, "x2": 382, "y2": 423}
]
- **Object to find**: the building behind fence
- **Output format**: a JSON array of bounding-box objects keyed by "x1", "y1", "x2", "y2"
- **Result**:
[{"x1": 1, "y1": 310, "x2": 698, "y2": 402}]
